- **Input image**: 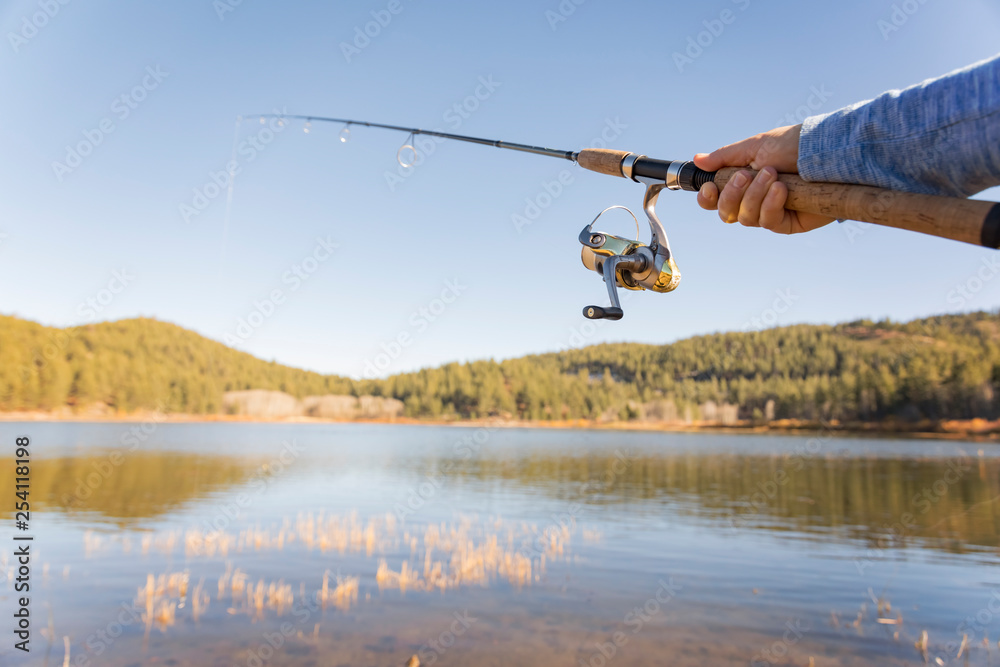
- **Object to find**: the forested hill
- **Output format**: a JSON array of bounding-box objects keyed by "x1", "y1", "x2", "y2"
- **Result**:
[
  {"x1": 1, "y1": 312, "x2": 998, "y2": 423},
  {"x1": 0, "y1": 316, "x2": 353, "y2": 414}
]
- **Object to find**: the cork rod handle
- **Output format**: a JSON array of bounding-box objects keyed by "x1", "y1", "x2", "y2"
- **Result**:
[
  {"x1": 714, "y1": 167, "x2": 1000, "y2": 248},
  {"x1": 574, "y1": 149, "x2": 1000, "y2": 248}
]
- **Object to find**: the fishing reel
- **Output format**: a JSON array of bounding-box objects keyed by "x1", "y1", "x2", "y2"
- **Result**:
[{"x1": 579, "y1": 183, "x2": 680, "y2": 320}]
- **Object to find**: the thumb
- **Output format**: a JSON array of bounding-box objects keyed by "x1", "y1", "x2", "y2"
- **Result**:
[{"x1": 693, "y1": 136, "x2": 761, "y2": 171}]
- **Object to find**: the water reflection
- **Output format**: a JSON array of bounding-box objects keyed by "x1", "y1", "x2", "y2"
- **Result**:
[
  {"x1": 419, "y1": 448, "x2": 1000, "y2": 554},
  {"x1": 3, "y1": 444, "x2": 998, "y2": 553},
  {"x1": 0, "y1": 451, "x2": 264, "y2": 525},
  {"x1": 1, "y1": 425, "x2": 998, "y2": 667}
]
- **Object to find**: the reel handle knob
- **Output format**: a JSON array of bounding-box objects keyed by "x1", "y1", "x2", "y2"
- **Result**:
[{"x1": 583, "y1": 305, "x2": 624, "y2": 321}]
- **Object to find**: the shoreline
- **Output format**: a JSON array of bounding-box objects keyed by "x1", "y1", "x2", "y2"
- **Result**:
[{"x1": 1, "y1": 411, "x2": 998, "y2": 442}]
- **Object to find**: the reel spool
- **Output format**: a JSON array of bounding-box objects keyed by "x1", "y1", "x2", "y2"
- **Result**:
[{"x1": 578, "y1": 183, "x2": 680, "y2": 320}]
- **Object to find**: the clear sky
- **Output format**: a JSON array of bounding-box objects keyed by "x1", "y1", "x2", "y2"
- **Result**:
[{"x1": 1, "y1": 0, "x2": 999, "y2": 380}]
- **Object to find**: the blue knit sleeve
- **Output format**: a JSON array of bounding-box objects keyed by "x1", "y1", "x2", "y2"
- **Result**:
[{"x1": 797, "y1": 54, "x2": 1000, "y2": 198}]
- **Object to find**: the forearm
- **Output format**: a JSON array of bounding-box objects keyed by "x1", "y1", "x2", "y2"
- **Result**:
[{"x1": 798, "y1": 54, "x2": 1000, "y2": 197}]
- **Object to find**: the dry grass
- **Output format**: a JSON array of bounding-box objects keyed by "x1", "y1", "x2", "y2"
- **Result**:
[
  {"x1": 134, "y1": 571, "x2": 189, "y2": 636},
  {"x1": 319, "y1": 570, "x2": 360, "y2": 611},
  {"x1": 104, "y1": 511, "x2": 580, "y2": 627}
]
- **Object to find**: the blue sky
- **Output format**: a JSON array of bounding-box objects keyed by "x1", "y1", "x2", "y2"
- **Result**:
[{"x1": 1, "y1": 0, "x2": 998, "y2": 379}]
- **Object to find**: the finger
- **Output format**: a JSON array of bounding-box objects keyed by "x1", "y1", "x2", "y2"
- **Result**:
[
  {"x1": 738, "y1": 168, "x2": 776, "y2": 228},
  {"x1": 759, "y1": 181, "x2": 789, "y2": 232},
  {"x1": 693, "y1": 137, "x2": 760, "y2": 171},
  {"x1": 717, "y1": 170, "x2": 752, "y2": 225},
  {"x1": 697, "y1": 182, "x2": 719, "y2": 211}
]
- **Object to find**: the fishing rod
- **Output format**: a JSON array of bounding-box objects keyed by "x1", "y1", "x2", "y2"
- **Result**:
[{"x1": 248, "y1": 113, "x2": 1000, "y2": 321}]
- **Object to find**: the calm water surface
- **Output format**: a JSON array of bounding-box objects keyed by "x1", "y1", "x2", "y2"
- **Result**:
[{"x1": 0, "y1": 423, "x2": 998, "y2": 666}]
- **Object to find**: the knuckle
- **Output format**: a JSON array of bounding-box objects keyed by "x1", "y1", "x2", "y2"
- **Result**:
[
  {"x1": 720, "y1": 185, "x2": 742, "y2": 207},
  {"x1": 750, "y1": 171, "x2": 773, "y2": 192},
  {"x1": 745, "y1": 182, "x2": 767, "y2": 201},
  {"x1": 761, "y1": 200, "x2": 783, "y2": 220},
  {"x1": 760, "y1": 211, "x2": 783, "y2": 231},
  {"x1": 739, "y1": 204, "x2": 760, "y2": 227},
  {"x1": 720, "y1": 199, "x2": 738, "y2": 218}
]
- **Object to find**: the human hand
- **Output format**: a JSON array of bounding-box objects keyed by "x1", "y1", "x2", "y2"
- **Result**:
[{"x1": 694, "y1": 124, "x2": 836, "y2": 234}]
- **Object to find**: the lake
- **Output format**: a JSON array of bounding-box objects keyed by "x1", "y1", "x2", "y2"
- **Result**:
[{"x1": 0, "y1": 422, "x2": 998, "y2": 666}]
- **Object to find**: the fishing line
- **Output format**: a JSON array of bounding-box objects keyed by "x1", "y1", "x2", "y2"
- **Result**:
[
  {"x1": 218, "y1": 115, "x2": 242, "y2": 280},
  {"x1": 237, "y1": 111, "x2": 1000, "y2": 321}
]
